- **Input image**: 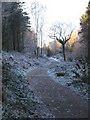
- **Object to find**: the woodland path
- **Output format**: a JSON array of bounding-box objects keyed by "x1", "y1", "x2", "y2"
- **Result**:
[{"x1": 27, "y1": 59, "x2": 88, "y2": 118}]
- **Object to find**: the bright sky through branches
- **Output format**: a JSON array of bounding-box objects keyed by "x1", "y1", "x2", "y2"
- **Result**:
[
  {"x1": 20, "y1": 0, "x2": 89, "y2": 44},
  {"x1": 22, "y1": 0, "x2": 88, "y2": 28}
]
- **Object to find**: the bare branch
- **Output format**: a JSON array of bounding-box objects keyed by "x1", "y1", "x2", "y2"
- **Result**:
[
  {"x1": 49, "y1": 22, "x2": 74, "y2": 46},
  {"x1": 48, "y1": 35, "x2": 56, "y2": 39},
  {"x1": 56, "y1": 37, "x2": 64, "y2": 45},
  {"x1": 64, "y1": 29, "x2": 74, "y2": 43}
]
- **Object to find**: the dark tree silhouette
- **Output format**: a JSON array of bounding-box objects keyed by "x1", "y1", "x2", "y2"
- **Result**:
[
  {"x1": 49, "y1": 22, "x2": 74, "y2": 61},
  {"x1": 56, "y1": 31, "x2": 73, "y2": 61},
  {"x1": 80, "y1": 1, "x2": 90, "y2": 49},
  {"x1": 2, "y1": 2, "x2": 30, "y2": 52}
]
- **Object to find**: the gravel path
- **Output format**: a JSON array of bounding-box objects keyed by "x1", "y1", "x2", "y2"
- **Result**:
[{"x1": 27, "y1": 62, "x2": 88, "y2": 118}]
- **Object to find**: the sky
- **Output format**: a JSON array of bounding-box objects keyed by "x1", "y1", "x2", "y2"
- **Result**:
[{"x1": 20, "y1": 0, "x2": 89, "y2": 44}]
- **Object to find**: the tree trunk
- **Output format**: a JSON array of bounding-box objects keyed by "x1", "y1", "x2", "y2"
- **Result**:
[
  {"x1": 37, "y1": 47, "x2": 39, "y2": 59},
  {"x1": 17, "y1": 31, "x2": 21, "y2": 52},
  {"x1": 62, "y1": 44, "x2": 66, "y2": 61},
  {"x1": 41, "y1": 32, "x2": 43, "y2": 55},
  {"x1": 6, "y1": 39, "x2": 9, "y2": 52},
  {"x1": 41, "y1": 47, "x2": 42, "y2": 55},
  {"x1": 22, "y1": 32, "x2": 24, "y2": 50},
  {"x1": 12, "y1": 31, "x2": 16, "y2": 50},
  {"x1": 17, "y1": 23, "x2": 21, "y2": 52},
  {"x1": 7, "y1": 28, "x2": 9, "y2": 52}
]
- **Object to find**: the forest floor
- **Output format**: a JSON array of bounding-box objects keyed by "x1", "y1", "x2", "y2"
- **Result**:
[{"x1": 2, "y1": 51, "x2": 89, "y2": 118}]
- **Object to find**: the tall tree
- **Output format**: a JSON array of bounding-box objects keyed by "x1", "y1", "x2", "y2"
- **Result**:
[
  {"x1": 80, "y1": 1, "x2": 90, "y2": 42},
  {"x1": 80, "y1": 1, "x2": 90, "y2": 59},
  {"x1": 2, "y1": 2, "x2": 30, "y2": 52},
  {"x1": 30, "y1": 2, "x2": 46, "y2": 59},
  {"x1": 49, "y1": 22, "x2": 74, "y2": 61},
  {"x1": 39, "y1": 17, "x2": 45, "y2": 55}
]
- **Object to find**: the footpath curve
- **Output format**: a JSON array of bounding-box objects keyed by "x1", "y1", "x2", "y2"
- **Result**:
[{"x1": 27, "y1": 60, "x2": 88, "y2": 118}]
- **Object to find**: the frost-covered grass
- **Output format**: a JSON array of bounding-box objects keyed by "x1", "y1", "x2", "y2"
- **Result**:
[
  {"x1": 2, "y1": 51, "x2": 54, "y2": 119},
  {"x1": 2, "y1": 50, "x2": 89, "y2": 118},
  {"x1": 48, "y1": 54, "x2": 89, "y2": 100},
  {"x1": 2, "y1": 63, "x2": 37, "y2": 118}
]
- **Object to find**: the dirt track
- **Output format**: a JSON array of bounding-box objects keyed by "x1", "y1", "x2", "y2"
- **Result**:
[{"x1": 27, "y1": 62, "x2": 88, "y2": 118}]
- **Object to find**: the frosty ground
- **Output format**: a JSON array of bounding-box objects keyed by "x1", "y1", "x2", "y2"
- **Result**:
[{"x1": 2, "y1": 51, "x2": 89, "y2": 118}]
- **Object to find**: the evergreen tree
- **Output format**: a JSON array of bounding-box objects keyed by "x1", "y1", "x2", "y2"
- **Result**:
[
  {"x1": 80, "y1": 1, "x2": 90, "y2": 60},
  {"x1": 80, "y1": 1, "x2": 90, "y2": 43},
  {"x1": 2, "y1": 2, "x2": 30, "y2": 52}
]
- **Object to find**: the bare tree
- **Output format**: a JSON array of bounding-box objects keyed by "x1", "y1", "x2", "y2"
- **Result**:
[
  {"x1": 49, "y1": 22, "x2": 74, "y2": 61},
  {"x1": 39, "y1": 17, "x2": 45, "y2": 55},
  {"x1": 30, "y1": 2, "x2": 46, "y2": 59}
]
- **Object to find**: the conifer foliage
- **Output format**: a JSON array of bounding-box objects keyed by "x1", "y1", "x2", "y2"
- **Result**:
[
  {"x1": 80, "y1": 1, "x2": 90, "y2": 43},
  {"x1": 2, "y1": 2, "x2": 30, "y2": 52},
  {"x1": 80, "y1": 1, "x2": 90, "y2": 59}
]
